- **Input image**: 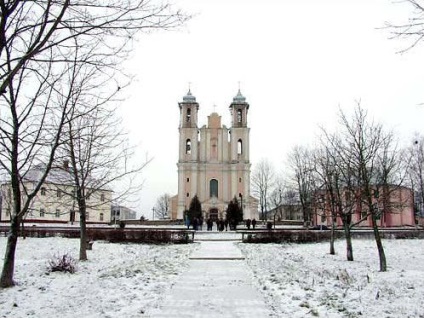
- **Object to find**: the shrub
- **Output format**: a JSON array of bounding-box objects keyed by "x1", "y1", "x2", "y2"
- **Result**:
[{"x1": 47, "y1": 253, "x2": 77, "y2": 274}]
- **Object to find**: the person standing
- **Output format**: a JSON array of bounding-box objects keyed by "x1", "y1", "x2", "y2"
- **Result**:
[
  {"x1": 246, "y1": 218, "x2": 251, "y2": 230},
  {"x1": 199, "y1": 217, "x2": 203, "y2": 231},
  {"x1": 193, "y1": 217, "x2": 199, "y2": 231},
  {"x1": 252, "y1": 218, "x2": 257, "y2": 229}
]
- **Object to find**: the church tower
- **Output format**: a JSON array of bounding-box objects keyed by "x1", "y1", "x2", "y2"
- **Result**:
[
  {"x1": 171, "y1": 89, "x2": 258, "y2": 221},
  {"x1": 228, "y1": 89, "x2": 251, "y2": 216},
  {"x1": 178, "y1": 90, "x2": 199, "y2": 162}
]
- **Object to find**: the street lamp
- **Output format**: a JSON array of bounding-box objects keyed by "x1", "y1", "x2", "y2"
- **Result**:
[
  {"x1": 152, "y1": 207, "x2": 155, "y2": 221},
  {"x1": 239, "y1": 193, "x2": 243, "y2": 216}
]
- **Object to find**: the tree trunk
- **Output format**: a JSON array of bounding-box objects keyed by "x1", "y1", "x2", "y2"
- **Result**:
[
  {"x1": 78, "y1": 196, "x2": 88, "y2": 261},
  {"x1": 343, "y1": 222, "x2": 354, "y2": 261},
  {"x1": 0, "y1": 216, "x2": 20, "y2": 288},
  {"x1": 21, "y1": 219, "x2": 26, "y2": 239},
  {"x1": 330, "y1": 221, "x2": 335, "y2": 255},
  {"x1": 371, "y1": 216, "x2": 387, "y2": 271}
]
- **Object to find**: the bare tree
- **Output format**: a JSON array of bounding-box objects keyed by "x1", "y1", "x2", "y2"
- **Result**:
[
  {"x1": 385, "y1": 0, "x2": 424, "y2": 53},
  {"x1": 0, "y1": 0, "x2": 188, "y2": 288},
  {"x1": 287, "y1": 146, "x2": 316, "y2": 227},
  {"x1": 282, "y1": 188, "x2": 300, "y2": 220},
  {"x1": 268, "y1": 175, "x2": 284, "y2": 227},
  {"x1": 335, "y1": 104, "x2": 403, "y2": 271},
  {"x1": 314, "y1": 133, "x2": 363, "y2": 261},
  {"x1": 154, "y1": 193, "x2": 171, "y2": 219},
  {"x1": 63, "y1": 103, "x2": 150, "y2": 261},
  {"x1": 251, "y1": 159, "x2": 275, "y2": 220},
  {"x1": 407, "y1": 134, "x2": 424, "y2": 220},
  {"x1": 313, "y1": 146, "x2": 339, "y2": 256}
]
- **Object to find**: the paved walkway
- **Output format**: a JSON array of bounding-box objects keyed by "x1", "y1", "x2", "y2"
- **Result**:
[{"x1": 147, "y1": 241, "x2": 273, "y2": 317}]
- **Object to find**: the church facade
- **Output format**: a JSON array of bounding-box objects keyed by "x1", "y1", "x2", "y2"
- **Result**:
[{"x1": 170, "y1": 89, "x2": 258, "y2": 221}]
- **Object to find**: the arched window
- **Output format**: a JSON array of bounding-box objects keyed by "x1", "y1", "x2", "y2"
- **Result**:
[
  {"x1": 210, "y1": 179, "x2": 218, "y2": 198},
  {"x1": 237, "y1": 139, "x2": 242, "y2": 155},
  {"x1": 186, "y1": 139, "x2": 191, "y2": 154},
  {"x1": 186, "y1": 108, "x2": 191, "y2": 122},
  {"x1": 237, "y1": 109, "x2": 242, "y2": 123}
]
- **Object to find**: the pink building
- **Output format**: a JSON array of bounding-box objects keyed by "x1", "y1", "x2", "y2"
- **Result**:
[{"x1": 312, "y1": 185, "x2": 415, "y2": 228}]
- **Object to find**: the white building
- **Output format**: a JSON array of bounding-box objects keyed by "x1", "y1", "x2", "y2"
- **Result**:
[
  {"x1": 170, "y1": 89, "x2": 258, "y2": 220},
  {"x1": 1, "y1": 164, "x2": 111, "y2": 223},
  {"x1": 111, "y1": 205, "x2": 137, "y2": 222}
]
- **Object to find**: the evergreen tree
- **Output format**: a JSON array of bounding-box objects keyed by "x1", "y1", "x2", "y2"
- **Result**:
[
  {"x1": 226, "y1": 196, "x2": 243, "y2": 229},
  {"x1": 188, "y1": 195, "x2": 202, "y2": 223}
]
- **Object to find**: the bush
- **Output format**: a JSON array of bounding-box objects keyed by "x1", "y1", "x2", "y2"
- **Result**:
[
  {"x1": 47, "y1": 253, "x2": 77, "y2": 274},
  {"x1": 242, "y1": 230, "x2": 342, "y2": 243}
]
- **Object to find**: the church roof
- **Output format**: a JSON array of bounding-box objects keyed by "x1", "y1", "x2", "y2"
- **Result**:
[
  {"x1": 182, "y1": 89, "x2": 196, "y2": 102},
  {"x1": 233, "y1": 89, "x2": 246, "y2": 103}
]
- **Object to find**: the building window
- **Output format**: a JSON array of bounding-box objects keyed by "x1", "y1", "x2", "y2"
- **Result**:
[
  {"x1": 56, "y1": 189, "x2": 61, "y2": 198},
  {"x1": 239, "y1": 177, "x2": 242, "y2": 183},
  {"x1": 186, "y1": 139, "x2": 191, "y2": 154},
  {"x1": 41, "y1": 187, "x2": 46, "y2": 196},
  {"x1": 100, "y1": 193, "x2": 105, "y2": 202},
  {"x1": 186, "y1": 193, "x2": 190, "y2": 197},
  {"x1": 186, "y1": 108, "x2": 191, "y2": 122},
  {"x1": 100, "y1": 213, "x2": 104, "y2": 221},
  {"x1": 55, "y1": 209, "x2": 60, "y2": 217},
  {"x1": 6, "y1": 208, "x2": 10, "y2": 217},
  {"x1": 40, "y1": 208, "x2": 45, "y2": 217},
  {"x1": 237, "y1": 109, "x2": 242, "y2": 123},
  {"x1": 187, "y1": 177, "x2": 190, "y2": 182},
  {"x1": 237, "y1": 139, "x2": 242, "y2": 155},
  {"x1": 210, "y1": 179, "x2": 218, "y2": 198},
  {"x1": 321, "y1": 214, "x2": 326, "y2": 222}
]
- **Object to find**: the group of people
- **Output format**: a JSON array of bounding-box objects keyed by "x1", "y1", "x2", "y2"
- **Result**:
[
  {"x1": 186, "y1": 217, "x2": 257, "y2": 231},
  {"x1": 206, "y1": 218, "x2": 230, "y2": 231},
  {"x1": 245, "y1": 218, "x2": 257, "y2": 230}
]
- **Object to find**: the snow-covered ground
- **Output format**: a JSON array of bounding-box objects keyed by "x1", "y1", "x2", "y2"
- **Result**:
[
  {"x1": 239, "y1": 239, "x2": 424, "y2": 318},
  {"x1": 0, "y1": 237, "x2": 194, "y2": 317},
  {"x1": 0, "y1": 236, "x2": 423, "y2": 317}
]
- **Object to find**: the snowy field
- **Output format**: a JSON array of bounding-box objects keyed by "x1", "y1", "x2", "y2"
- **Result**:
[
  {"x1": 239, "y1": 239, "x2": 424, "y2": 318},
  {"x1": 0, "y1": 236, "x2": 423, "y2": 317},
  {"x1": 0, "y1": 237, "x2": 194, "y2": 318}
]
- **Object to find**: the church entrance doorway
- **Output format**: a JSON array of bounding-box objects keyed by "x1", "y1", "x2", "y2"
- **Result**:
[{"x1": 209, "y1": 208, "x2": 218, "y2": 221}]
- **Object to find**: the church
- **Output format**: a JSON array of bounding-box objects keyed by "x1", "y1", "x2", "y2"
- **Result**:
[{"x1": 170, "y1": 89, "x2": 258, "y2": 221}]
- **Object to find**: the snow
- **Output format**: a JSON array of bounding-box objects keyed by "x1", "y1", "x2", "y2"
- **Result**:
[
  {"x1": 0, "y1": 235, "x2": 423, "y2": 317},
  {"x1": 0, "y1": 237, "x2": 194, "y2": 317},
  {"x1": 239, "y1": 239, "x2": 424, "y2": 318}
]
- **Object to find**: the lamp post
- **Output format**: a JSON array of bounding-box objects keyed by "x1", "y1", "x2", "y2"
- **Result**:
[
  {"x1": 152, "y1": 207, "x2": 155, "y2": 221},
  {"x1": 239, "y1": 193, "x2": 243, "y2": 217}
]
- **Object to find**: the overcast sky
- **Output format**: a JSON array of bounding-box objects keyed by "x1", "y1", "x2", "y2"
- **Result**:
[{"x1": 119, "y1": 0, "x2": 424, "y2": 218}]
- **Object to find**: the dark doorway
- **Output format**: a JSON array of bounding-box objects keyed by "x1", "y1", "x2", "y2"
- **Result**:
[
  {"x1": 70, "y1": 210, "x2": 75, "y2": 223},
  {"x1": 209, "y1": 208, "x2": 218, "y2": 221}
]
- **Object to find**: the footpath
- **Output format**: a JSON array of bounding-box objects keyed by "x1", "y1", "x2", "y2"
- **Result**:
[{"x1": 147, "y1": 232, "x2": 273, "y2": 317}]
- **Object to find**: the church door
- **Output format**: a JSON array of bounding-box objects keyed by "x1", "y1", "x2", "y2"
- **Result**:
[{"x1": 209, "y1": 208, "x2": 218, "y2": 221}]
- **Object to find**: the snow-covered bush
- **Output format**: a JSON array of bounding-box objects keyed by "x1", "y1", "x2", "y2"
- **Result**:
[{"x1": 47, "y1": 253, "x2": 77, "y2": 274}]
